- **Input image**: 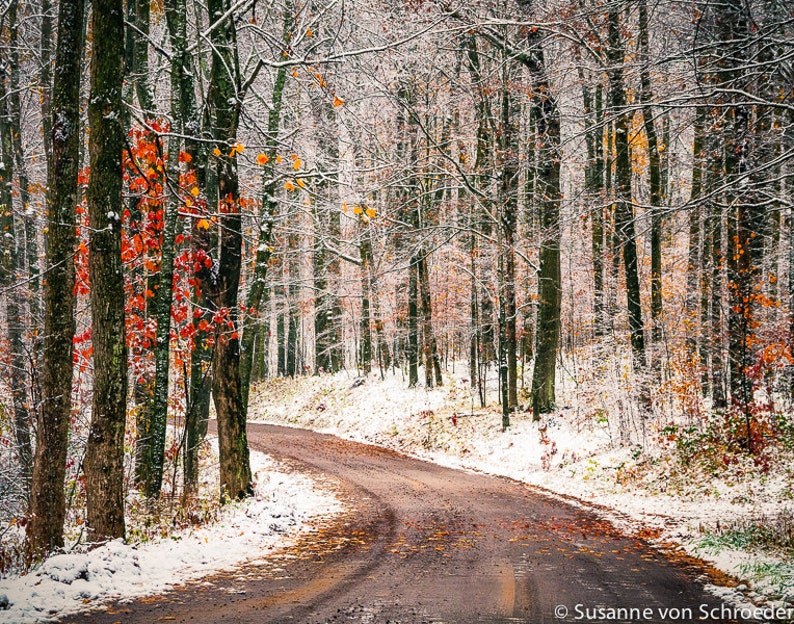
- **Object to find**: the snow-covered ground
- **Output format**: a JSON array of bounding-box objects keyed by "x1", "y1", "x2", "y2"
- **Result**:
[
  {"x1": 0, "y1": 446, "x2": 342, "y2": 624},
  {"x1": 249, "y1": 368, "x2": 794, "y2": 608}
]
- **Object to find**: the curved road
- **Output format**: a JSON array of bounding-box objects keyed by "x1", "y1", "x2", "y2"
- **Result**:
[{"x1": 79, "y1": 424, "x2": 749, "y2": 624}]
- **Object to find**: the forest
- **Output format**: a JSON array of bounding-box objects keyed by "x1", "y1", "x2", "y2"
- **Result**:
[{"x1": 0, "y1": 0, "x2": 792, "y2": 571}]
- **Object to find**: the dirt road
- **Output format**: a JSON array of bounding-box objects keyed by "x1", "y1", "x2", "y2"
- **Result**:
[{"x1": 76, "y1": 424, "x2": 750, "y2": 623}]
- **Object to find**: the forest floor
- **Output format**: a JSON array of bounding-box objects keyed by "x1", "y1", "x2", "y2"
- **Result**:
[{"x1": 248, "y1": 366, "x2": 794, "y2": 609}]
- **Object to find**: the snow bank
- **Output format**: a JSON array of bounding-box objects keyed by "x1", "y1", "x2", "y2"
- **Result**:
[{"x1": 0, "y1": 448, "x2": 342, "y2": 624}]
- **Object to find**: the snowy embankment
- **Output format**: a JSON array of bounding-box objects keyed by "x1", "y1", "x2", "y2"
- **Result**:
[
  {"x1": 249, "y1": 369, "x2": 794, "y2": 608},
  {"x1": 0, "y1": 446, "x2": 342, "y2": 624}
]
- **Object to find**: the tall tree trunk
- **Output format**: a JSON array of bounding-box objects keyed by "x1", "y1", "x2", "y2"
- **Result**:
[
  {"x1": 39, "y1": 0, "x2": 53, "y2": 166},
  {"x1": 132, "y1": 0, "x2": 154, "y2": 114},
  {"x1": 418, "y1": 254, "x2": 443, "y2": 387},
  {"x1": 686, "y1": 108, "x2": 706, "y2": 354},
  {"x1": 511, "y1": 4, "x2": 563, "y2": 417},
  {"x1": 607, "y1": 6, "x2": 646, "y2": 370},
  {"x1": 27, "y1": 0, "x2": 84, "y2": 556},
  {"x1": 204, "y1": 0, "x2": 251, "y2": 501},
  {"x1": 709, "y1": 201, "x2": 727, "y2": 408},
  {"x1": 0, "y1": 1, "x2": 33, "y2": 494},
  {"x1": 638, "y1": 0, "x2": 664, "y2": 354},
  {"x1": 583, "y1": 80, "x2": 606, "y2": 338},
  {"x1": 360, "y1": 234, "x2": 373, "y2": 375},
  {"x1": 84, "y1": 0, "x2": 127, "y2": 543},
  {"x1": 160, "y1": 0, "x2": 209, "y2": 498},
  {"x1": 408, "y1": 255, "x2": 419, "y2": 387},
  {"x1": 498, "y1": 71, "x2": 519, "y2": 411},
  {"x1": 137, "y1": 138, "x2": 181, "y2": 498},
  {"x1": 312, "y1": 98, "x2": 343, "y2": 375},
  {"x1": 240, "y1": 3, "x2": 290, "y2": 410},
  {"x1": 463, "y1": 34, "x2": 491, "y2": 408},
  {"x1": 286, "y1": 266, "x2": 300, "y2": 377}
]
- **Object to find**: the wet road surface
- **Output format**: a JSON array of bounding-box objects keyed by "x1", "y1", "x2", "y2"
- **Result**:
[{"x1": 71, "y1": 423, "x2": 751, "y2": 623}]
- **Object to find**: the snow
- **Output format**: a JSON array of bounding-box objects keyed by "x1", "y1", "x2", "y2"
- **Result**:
[
  {"x1": 249, "y1": 368, "x2": 794, "y2": 607},
  {"x1": 0, "y1": 446, "x2": 342, "y2": 624}
]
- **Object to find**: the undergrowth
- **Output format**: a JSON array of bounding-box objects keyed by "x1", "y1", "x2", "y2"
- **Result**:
[
  {"x1": 737, "y1": 561, "x2": 794, "y2": 601},
  {"x1": 697, "y1": 509, "x2": 794, "y2": 555}
]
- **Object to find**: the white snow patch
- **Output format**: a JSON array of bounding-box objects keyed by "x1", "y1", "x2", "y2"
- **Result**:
[{"x1": 0, "y1": 447, "x2": 342, "y2": 623}]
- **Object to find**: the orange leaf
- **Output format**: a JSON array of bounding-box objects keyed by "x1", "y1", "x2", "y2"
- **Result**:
[
  {"x1": 256, "y1": 153, "x2": 269, "y2": 166},
  {"x1": 197, "y1": 219, "x2": 211, "y2": 230},
  {"x1": 284, "y1": 180, "x2": 296, "y2": 191},
  {"x1": 333, "y1": 96, "x2": 344, "y2": 107}
]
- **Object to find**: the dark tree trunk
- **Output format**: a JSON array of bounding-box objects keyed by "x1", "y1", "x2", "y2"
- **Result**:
[
  {"x1": 638, "y1": 0, "x2": 664, "y2": 353},
  {"x1": 510, "y1": 7, "x2": 563, "y2": 417},
  {"x1": 582, "y1": 80, "x2": 606, "y2": 338},
  {"x1": 84, "y1": 0, "x2": 127, "y2": 543},
  {"x1": 204, "y1": 0, "x2": 251, "y2": 501},
  {"x1": 498, "y1": 75, "x2": 519, "y2": 410},
  {"x1": 0, "y1": 1, "x2": 33, "y2": 495},
  {"x1": 408, "y1": 256, "x2": 419, "y2": 387},
  {"x1": 418, "y1": 254, "x2": 443, "y2": 387},
  {"x1": 360, "y1": 234, "x2": 373, "y2": 374},
  {"x1": 160, "y1": 0, "x2": 208, "y2": 498},
  {"x1": 607, "y1": 6, "x2": 646, "y2": 370},
  {"x1": 26, "y1": 0, "x2": 84, "y2": 556},
  {"x1": 137, "y1": 140, "x2": 180, "y2": 499}
]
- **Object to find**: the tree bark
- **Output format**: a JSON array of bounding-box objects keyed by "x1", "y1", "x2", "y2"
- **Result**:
[
  {"x1": 0, "y1": 1, "x2": 33, "y2": 495},
  {"x1": 638, "y1": 0, "x2": 664, "y2": 353},
  {"x1": 510, "y1": 8, "x2": 562, "y2": 417},
  {"x1": 204, "y1": 0, "x2": 251, "y2": 501},
  {"x1": 27, "y1": 0, "x2": 84, "y2": 556},
  {"x1": 498, "y1": 71, "x2": 519, "y2": 410},
  {"x1": 84, "y1": 0, "x2": 128, "y2": 543},
  {"x1": 418, "y1": 254, "x2": 443, "y2": 387},
  {"x1": 607, "y1": 6, "x2": 646, "y2": 370}
]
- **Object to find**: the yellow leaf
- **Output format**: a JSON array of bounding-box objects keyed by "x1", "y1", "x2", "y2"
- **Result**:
[
  {"x1": 197, "y1": 219, "x2": 210, "y2": 230},
  {"x1": 365, "y1": 207, "x2": 376, "y2": 219},
  {"x1": 190, "y1": 187, "x2": 200, "y2": 197},
  {"x1": 353, "y1": 205, "x2": 363, "y2": 216},
  {"x1": 256, "y1": 153, "x2": 269, "y2": 166},
  {"x1": 276, "y1": 154, "x2": 283, "y2": 164},
  {"x1": 293, "y1": 157, "x2": 302, "y2": 171},
  {"x1": 333, "y1": 96, "x2": 344, "y2": 108},
  {"x1": 306, "y1": 27, "x2": 313, "y2": 37},
  {"x1": 341, "y1": 202, "x2": 348, "y2": 213},
  {"x1": 213, "y1": 147, "x2": 221, "y2": 157},
  {"x1": 285, "y1": 180, "x2": 295, "y2": 191},
  {"x1": 296, "y1": 178, "x2": 306, "y2": 188},
  {"x1": 234, "y1": 142, "x2": 245, "y2": 153}
]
